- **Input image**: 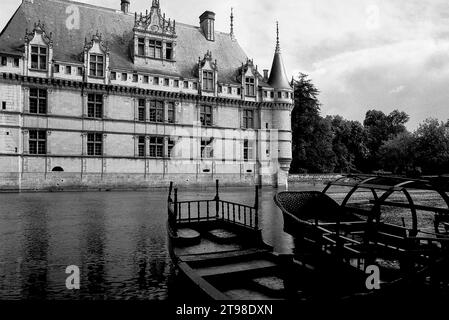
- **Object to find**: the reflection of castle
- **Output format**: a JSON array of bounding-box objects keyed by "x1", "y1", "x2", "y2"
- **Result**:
[{"x1": 0, "y1": 0, "x2": 293, "y2": 190}]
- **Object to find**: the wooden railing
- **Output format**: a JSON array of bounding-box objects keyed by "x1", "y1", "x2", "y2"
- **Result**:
[{"x1": 168, "y1": 180, "x2": 259, "y2": 231}]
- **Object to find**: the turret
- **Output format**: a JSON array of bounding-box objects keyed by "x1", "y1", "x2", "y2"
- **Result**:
[
  {"x1": 121, "y1": 0, "x2": 130, "y2": 14},
  {"x1": 268, "y1": 22, "x2": 293, "y2": 188}
]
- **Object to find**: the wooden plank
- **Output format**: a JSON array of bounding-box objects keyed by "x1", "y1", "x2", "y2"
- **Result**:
[
  {"x1": 196, "y1": 259, "x2": 277, "y2": 277},
  {"x1": 370, "y1": 200, "x2": 449, "y2": 214},
  {"x1": 180, "y1": 248, "x2": 269, "y2": 263}
]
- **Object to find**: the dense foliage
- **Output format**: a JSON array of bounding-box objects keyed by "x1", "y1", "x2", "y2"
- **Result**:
[{"x1": 290, "y1": 74, "x2": 449, "y2": 175}]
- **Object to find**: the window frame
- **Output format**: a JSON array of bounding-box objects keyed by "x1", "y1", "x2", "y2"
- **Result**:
[
  {"x1": 245, "y1": 77, "x2": 256, "y2": 97},
  {"x1": 30, "y1": 45, "x2": 48, "y2": 71},
  {"x1": 29, "y1": 88, "x2": 47, "y2": 114},
  {"x1": 87, "y1": 133, "x2": 103, "y2": 156},
  {"x1": 200, "y1": 105, "x2": 213, "y2": 127},
  {"x1": 89, "y1": 54, "x2": 104, "y2": 78},
  {"x1": 149, "y1": 40, "x2": 162, "y2": 59},
  {"x1": 243, "y1": 109, "x2": 254, "y2": 129},
  {"x1": 149, "y1": 100, "x2": 164, "y2": 123},
  {"x1": 87, "y1": 93, "x2": 103, "y2": 119},
  {"x1": 202, "y1": 70, "x2": 214, "y2": 91},
  {"x1": 138, "y1": 99, "x2": 146, "y2": 122},
  {"x1": 137, "y1": 37, "x2": 145, "y2": 56},
  {"x1": 201, "y1": 138, "x2": 214, "y2": 159},
  {"x1": 29, "y1": 130, "x2": 47, "y2": 155},
  {"x1": 243, "y1": 139, "x2": 253, "y2": 161},
  {"x1": 149, "y1": 136, "x2": 164, "y2": 158},
  {"x1": 138, "y1": 135, "x2": 146, "y2": 157}
]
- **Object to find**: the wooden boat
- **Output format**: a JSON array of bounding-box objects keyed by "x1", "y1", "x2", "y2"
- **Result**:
[
  {"x1": 274, "y1": 174, "x2": 449, "y2": 295},
  {"x1": 167, "y1": 180, "x2": 402, "y2": 301}
]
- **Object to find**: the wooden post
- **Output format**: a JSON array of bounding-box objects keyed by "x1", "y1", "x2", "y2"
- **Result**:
[
  {"x1": 173, "y1": 187, "x2": 178, "y2": 231},
  {"x1": 168, "y1": 181, "x2": 173, "y2": 202},
  {"x1": 254, "y1": 186, "x2": 259, "y2": 230},
  {"x1": 215, "y1": 179, "x2": 220, "y2": 218}
]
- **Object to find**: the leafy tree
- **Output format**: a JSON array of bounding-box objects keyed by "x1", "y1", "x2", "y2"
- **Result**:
[
  {"x1": 290, "y1": 73, "x2": 335, "y2": 173},
  {"x1": 327, "y1": 116, "x2": 368, "y2": 173},
  {"x1": 378, "y1": 132, "x2": 416, "y2": 174},
  {"x1": 363, "y1": 109, "x2": 409, "y2": 172},
  {"x1": 413, "y1": 118, "x2": 449, "y2": 174}
]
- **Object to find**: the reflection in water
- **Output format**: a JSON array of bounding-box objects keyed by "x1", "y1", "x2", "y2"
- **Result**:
[
  {"x1": 20, "y1": 198, "x2": 49, "y2": 299},
  {"x1": 0, "y1": 184, "x2": 320, "y2": 300},
  {"x1": 81, "y1": 202, "x2": 106, "y2": 299}
]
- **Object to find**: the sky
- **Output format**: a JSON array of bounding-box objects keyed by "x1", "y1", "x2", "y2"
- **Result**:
[{"x1": 2, "y1": 0, "x2": 449, "y2": 129}]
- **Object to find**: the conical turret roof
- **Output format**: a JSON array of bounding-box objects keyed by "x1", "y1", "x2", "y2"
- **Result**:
[{"x1": 268, "y1": 22, "x2": 291, "y2": 90}]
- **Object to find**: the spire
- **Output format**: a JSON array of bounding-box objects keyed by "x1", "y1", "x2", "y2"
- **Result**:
[
  {"x1": 230, "y1": 8, "x2": 235, "y2": 39},
  {"x1": 275, "y1": 21, "x2": 280, "y2": 53},
  {"x1": 268, "y1": 22, "x2": 291, "y2": 90}
]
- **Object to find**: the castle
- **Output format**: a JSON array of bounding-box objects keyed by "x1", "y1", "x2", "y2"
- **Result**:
[{"x1": 0, "y1": 0, "x2": 293, "y2": 191}]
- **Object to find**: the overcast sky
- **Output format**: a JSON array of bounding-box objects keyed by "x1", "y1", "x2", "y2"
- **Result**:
[{"x1": 2, "y1": 0, "x2": 449, "y2": 129}]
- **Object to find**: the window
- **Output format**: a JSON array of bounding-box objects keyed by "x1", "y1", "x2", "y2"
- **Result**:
[
  {"x1": 201, "y1": 138, "x2": 214, "y2": 159},
  {"x1": 54, "y1": 64, "x2": 60, "y2": 73},
  {"x1": 14, "y1": 58, "x2": 19, "y2": 67},
  {"x1": 167, "y1": 102, "x2": 175, "y2": 124},
  {"x1": 174, "y1": 80, "x2": 179, "y2": 87},
  {"x1": 168, "y1": 139, "x2": 175, "y2": 158},
  {"x1": 149, "y1": 136, "x2": 164, "y2": 157},
  {"x1": 166, "y1": 42, "x2": 173, "y2": 60},
  {"x1": 193, "y1": 82, "x2": 198, "y2": 90},
  {"x1": 243, "y1": 139, "x2": 253, "y2": 161},
  {"x1": 200, "y1": 105, "x2": 212, "y2": 126},
  {"x1": 153, "y1": 77, "x2": 159, "y2": 85},
  {"x1": 270, "y1": 91, "x2": 274, "y2": 98},
  {"x1": 228, "y1": 87, "x2": 232, "y2": 94},
  {"x1": 66, "y1": 65, "x2": 72, "y2": 75},
  {"x1": 164, "y1": 78, "x2": 169, "y2": 86},
  {"x1": 218, "y1": 85, "x2": 222, "y2": 93},
  {"x1": 143, "y1": 75, "x2": 149, "y2": 83},
  {"x1": 87, "y1": 133, "x2": 103, "y2": 156},
  {"x1": 138, "y1": 99, "x2": 146, "y2": 121},
  {"x1": 138, "y1": 136, "x2": 146, "y2": 157},
  {"x1": 89, "y1": 54, "x2": 104, "y2": 77},
  {"x1": 29, "y1": 130, "x2": 47, "y2": 155},
  {"x1": 183, "y1": 81, "x2": 189, "y2": 89},
  {"x1": 31, "y1": 46, "x2": 47, "y2": 70},
  {"x1": 87, "y1": 93, "x2": 103, "y2": 118},
  {"x1": 149, "y1": 40, "x2": 162, "y2": 59},
  {"x1": 263, "y1": 91, "x2": 268, "y2": 98},
  {"x1": 1, "y1": 56, "x2": 6, "y2": 66},
  {"x1": 2, "y1": 101, "x2": 6, "y2": 110},
  {"x1": 202, "y1": 71, "x2": 214, "y2": 91},
  {"x1": 138, "y1": 37, "x2": 145, "y2": 56},
  {"x1": 245, "y1": 77, "x2": 255, "y2": 96},
  {"x1": 111, "y1": 72, "x2": 116, "y2": 80},
  {"x1": 77, "y1": 67, "x2": 83, "y2": 76},
  {"x1": 149, "y1": 100, "x2": 164, "y2": 122},
  {"x1": 278, "y1": 91, "x2": 282, "y2": 98},
  {"x1": 237, "y1": 88, "x2": 241, "y2": 95},
  {"x1": 133, "y1": 74, "x2": 138, "y2": 82},
  {"x1": 122, "y1": 73, "x2": 128, "y2": 81},
  {"x1": 29, "y1": 88, "x2": 47, "y2": 114},
  {"x1": 243, "y1": 109, "x2": 254, "y2": 129}
]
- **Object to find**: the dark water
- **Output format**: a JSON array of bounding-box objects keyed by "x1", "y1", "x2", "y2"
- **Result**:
[{"x1": 0, "y1": 184, "x2": 323, "y2": 300}]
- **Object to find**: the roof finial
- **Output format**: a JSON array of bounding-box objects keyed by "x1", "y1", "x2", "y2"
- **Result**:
[
  {"x1": 230, "y1": 8, "x2": 234, "y2": 39},
  {"x1": 152, "y1": 0, "x2": 160, "y2": 8},
  {"x1": 275, "y1": 21, "x2": 280, "y2": 53}
]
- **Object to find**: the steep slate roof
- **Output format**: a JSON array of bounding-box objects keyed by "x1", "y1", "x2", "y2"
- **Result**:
[
  {"x1": 0, "y1": 0, "x2": 250, "y2": 84},
  {"x1": 267, "y1": 23, "x2": 291, "y2": 90}
]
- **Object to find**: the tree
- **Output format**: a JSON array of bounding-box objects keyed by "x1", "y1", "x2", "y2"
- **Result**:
[
  {"x1": 413, "y1": 118, "x2": 449, "y2": 174},
  {"x1": 328, "y1": 116, "x2": 368, "y2": 173},
  {"x1": 378, "y1": 132, "x2": 416, "y2": 174},
  {"x1": 363, "y1": 109, "x2": 410, "y2": 172},
  {"x1": 290, "y1": 73, "x2": 336, "y2": 173}
]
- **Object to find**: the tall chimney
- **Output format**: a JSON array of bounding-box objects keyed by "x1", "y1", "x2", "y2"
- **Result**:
[
  {"x1": 263, "y1": 69, "x2": 269, "y2": 82},
  {"x1": 121, "y1": 0, "x2": 130, "y2": 14},
  {"x1": 200, "y1": 11, "x2": 215, "y2": 41}
]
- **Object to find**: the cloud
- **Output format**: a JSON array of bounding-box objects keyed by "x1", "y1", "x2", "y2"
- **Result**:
[{"x1": 390, "y1": 85, "x2": 405, "y2": 94}]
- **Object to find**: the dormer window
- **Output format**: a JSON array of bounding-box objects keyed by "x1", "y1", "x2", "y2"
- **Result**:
[
  {"x1": 202, "y1": 71, "x2": 214, "y2": 91},
  {"x1": 149, "y1": 40, "x2": 162, "y2": 59},
  {"x1": 89, "y1": 54, "x2": 104, "y2": 77},
  {"x1": 31, "y1": 45, "x2": 47, "y2": 71},
  {"x1": 245, "y1": 77, "x2": 255, "y2": 96},
  {"x1": 137, "y1": 38, "x2": 145, "y2": 56}
]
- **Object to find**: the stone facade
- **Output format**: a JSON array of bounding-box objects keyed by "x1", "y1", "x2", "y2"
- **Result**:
[{"x1": 0, "y1": 0, "x2": 293, "y2": 191}]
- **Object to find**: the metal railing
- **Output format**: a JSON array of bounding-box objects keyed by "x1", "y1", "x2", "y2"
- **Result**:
[{"x1": 168, "y1": 180, "x2": 259, "y2": 231}]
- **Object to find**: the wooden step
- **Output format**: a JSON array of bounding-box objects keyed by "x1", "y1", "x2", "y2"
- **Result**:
[{"x1": 196, "y1": 259, "x2": 277, "y2": 277}]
